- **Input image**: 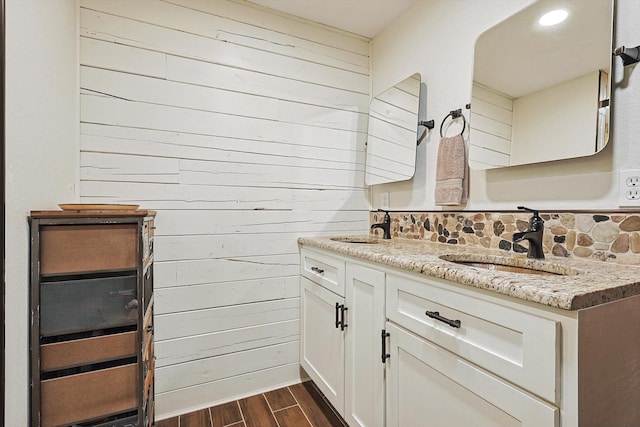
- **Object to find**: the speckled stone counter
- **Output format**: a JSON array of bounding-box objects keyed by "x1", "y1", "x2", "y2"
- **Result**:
[{"x1": 298, "y1": 236, "x2": 640, "y2": 310}]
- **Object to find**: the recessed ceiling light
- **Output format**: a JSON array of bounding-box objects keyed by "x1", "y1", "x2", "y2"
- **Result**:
[{"x1": 539, "y1": 9, "x2": 568, "y2": 26}]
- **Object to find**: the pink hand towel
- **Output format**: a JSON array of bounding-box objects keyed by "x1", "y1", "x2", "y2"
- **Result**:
[{"x1": 434, "y1": 134, "x2": 468, "y2": 205}]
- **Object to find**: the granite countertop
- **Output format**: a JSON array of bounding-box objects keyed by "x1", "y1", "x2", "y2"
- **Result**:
[{"x1": 298, "y1": 235, "x2": 640, "y2": 310}]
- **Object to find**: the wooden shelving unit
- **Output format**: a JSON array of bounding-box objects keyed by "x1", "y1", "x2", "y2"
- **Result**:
[{"x1": 29, "y1": 210, "x2": 155, "y2": 427}]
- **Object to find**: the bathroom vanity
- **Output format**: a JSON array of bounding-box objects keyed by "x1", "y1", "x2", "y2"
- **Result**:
[
  {"x1": 299, "y1": 236, "x2": 640, "y2": 427},
  {"x1": 29, "y1": 210, "x2": 155, "y2": 427}
]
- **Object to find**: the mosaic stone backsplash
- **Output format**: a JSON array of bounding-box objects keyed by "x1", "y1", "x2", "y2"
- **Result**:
[{"x1": 370, "y1": 211, "x2": 640, "y2": 265}]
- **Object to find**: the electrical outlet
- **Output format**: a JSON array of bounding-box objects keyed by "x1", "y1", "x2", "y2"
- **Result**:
[
  {"x1": 627, "y1": 176, "x2": 640, "y2": 187},
  {"x1": 619, "y1": 170, "x2": 640, "y2": 206},
  {"x1": 626, "y1": 190, "x2": 640, "y2": 200}
]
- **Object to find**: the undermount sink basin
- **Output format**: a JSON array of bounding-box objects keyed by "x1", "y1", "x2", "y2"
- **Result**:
[
  {"x1": 330, "y1": 237, "x2": 380, "y2": 244},
  {"x1": 440, "y1": 254, "x2": 580, "y2": 276},
  {"x1": 449, "y1": 260, "x2": 559, "y2": 276}
]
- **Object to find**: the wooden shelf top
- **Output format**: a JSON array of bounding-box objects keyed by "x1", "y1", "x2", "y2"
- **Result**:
[{"x1": 30, "y1": 209, "x2": 156, "y2": 219}]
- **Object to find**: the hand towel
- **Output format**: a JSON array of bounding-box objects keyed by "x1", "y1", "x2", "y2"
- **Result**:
[{"x1": 434, "y1": 133, "x2": 468, "y2": 205}]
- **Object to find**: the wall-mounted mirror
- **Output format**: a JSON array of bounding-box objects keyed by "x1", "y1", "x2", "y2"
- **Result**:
[
  {"x1": 365, "y1": 73, "x2": 421, "y2": 185},
  {"x1": 469, "y1": 0, "x2": 614, "y2": 170}
]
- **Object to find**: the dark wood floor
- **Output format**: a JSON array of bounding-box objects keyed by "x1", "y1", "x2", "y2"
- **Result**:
[{"x1": 155, "y1": 381, "x2": 347, "y2": 427}]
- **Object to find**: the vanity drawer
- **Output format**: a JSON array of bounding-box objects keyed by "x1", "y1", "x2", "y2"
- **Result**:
[
  {"x1": 386, "y1": 273, "x2": 560, "y2": 403},
  {"x1": 301, "y1": 248, "x2": 345, "y2": 296}
]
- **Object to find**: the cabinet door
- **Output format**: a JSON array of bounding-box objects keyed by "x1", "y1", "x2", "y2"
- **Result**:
[
  {"x1": 385, "y1": 323, "x2": 558, "y2": 427},
  {"x1": 300, "y1": 277, "x2": 345, "y2": 414},
  {"x1": 344, "y1": 264, "x2": 385, "y2": 427}
]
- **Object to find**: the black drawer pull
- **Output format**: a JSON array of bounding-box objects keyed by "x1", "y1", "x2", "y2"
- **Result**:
[
  {"x1": 311, "y1": 266, "x2": 324, "y2": 274},
  {"x1": 340, "y1": 306, "x2": 348, "y2": 331},
  {"x1": 335, "y1": 303, "x2": 341, "y2": 328},
  {"x1": 381, "y1": 329, "x2": 390, "y2": 363},
  {"x1": 425, "y1": 310, "x2": 461, "y2": 329}
]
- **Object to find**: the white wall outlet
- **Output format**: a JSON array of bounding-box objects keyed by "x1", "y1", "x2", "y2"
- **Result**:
[
  {"x1": 619, "y1": 170, "x2": 640, "y2": 206},
  {"x1": 627, "y1": 190, "x2": 640, "y2": 200},
  {"x1": 380, "y1": 192, "x2": 390, "y2": 210}
]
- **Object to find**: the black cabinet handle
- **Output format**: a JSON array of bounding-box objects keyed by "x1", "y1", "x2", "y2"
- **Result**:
[
  {"x1": 340, "y1": 306, "x2": 348, "y2": 331},
  {"x1": 334, "y1": 303, "x2": 348, "y2": 330},
  {"x1": 381, "y1": 329, "x2": 390, "y2": 363},
  {"x1": 425, "y1": 310, "x2": 461, "y2": 328},
  {"x1": 311, "y1": 266, "x2": 324, "y2": 274}
]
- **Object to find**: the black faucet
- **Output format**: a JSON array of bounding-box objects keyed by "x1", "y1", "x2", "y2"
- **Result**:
[
  {"x1": 512, "y1": 206, "x2": 545, "y2": 259},
  {"x1": 371, "y1": 210, "x2": 391, "y2": 239}
]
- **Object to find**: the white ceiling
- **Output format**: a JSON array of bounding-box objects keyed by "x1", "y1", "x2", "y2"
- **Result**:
[
  {"x1": 474, "y1": 0, "x2": 613, "y2": 98},
  {"x1": 246, "y1": 0, "x2": 418, "y2": 38}
]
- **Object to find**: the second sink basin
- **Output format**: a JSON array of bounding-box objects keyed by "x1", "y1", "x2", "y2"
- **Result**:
[
  {"x1": 330, "y1": 236, "x2": 380, "y2": 244},
  {"x1": 449, "y1": 260, "x2": 558, "y2": 276},
  {"x1": 440, "y1": 254, "x2": 581, "y2": 276}
]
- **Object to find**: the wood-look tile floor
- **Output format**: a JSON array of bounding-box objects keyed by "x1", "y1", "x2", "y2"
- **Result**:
[{"x1": 155, "y1": 381, "x2": 347, "y2": 427}]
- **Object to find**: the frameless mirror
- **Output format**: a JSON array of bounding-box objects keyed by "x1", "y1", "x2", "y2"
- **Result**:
[
  {"x1": 365, "y1": 73, "x2": 421, "y2": 185},
  {"x1": 469, "y1": 0, "x2": 614, "y2": 170}
]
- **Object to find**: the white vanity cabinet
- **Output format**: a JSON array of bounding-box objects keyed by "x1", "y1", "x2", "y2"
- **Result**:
[
  {"x1": 300, "y1": 248, "x2": 385, "y2": 426},
  {"x1": 385, "y1": 273, "x2": 560, "y2": 403},
  {"x1": 299, "y1": 244, "x2": 640, "y2": 427},
  {"x1": 300, "y1": 248, "x2": 346, "y2": 413},
  {"x1": 384, "y1": 272, "x2": 559, "y2": 427}
]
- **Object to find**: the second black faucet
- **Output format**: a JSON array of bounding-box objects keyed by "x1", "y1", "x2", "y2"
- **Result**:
[
  {"x1": 371, "y1": 210, "x2": 391, "y2": 239},
  {"x1": 512, "y1": 206, "x2": 545, "y2": 259}
]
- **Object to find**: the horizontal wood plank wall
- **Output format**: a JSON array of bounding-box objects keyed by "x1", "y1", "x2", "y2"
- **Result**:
[
  {"x1": 470, "y1": 82, "x2": 513, "y2": 169},
  {"x1": 78, "y1": 0, "x2": 371, "y2": 420}
]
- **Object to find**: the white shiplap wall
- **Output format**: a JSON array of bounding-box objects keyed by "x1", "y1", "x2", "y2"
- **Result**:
[
  {"x1": 469, "y1": 82, "x2": 513, "y2": 169},
  {"x1": 78, "y1": 0, "x2": 371, "y2": 419}
]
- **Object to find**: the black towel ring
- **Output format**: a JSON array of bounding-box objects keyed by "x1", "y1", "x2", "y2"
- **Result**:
[{"x1": 439, "y1": 109, "x2": 466, "y2": 138}]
